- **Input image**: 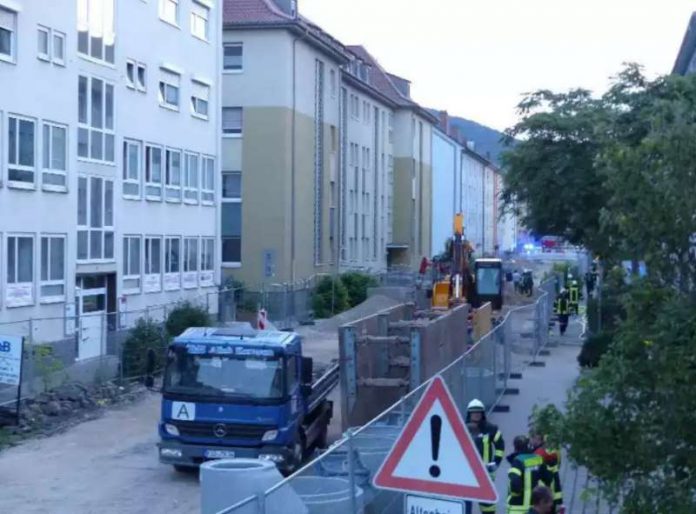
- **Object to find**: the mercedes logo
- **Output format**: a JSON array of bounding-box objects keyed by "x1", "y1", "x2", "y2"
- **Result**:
[{"x1": 213, "y1": 424, "x2": 227, "y2": 438}]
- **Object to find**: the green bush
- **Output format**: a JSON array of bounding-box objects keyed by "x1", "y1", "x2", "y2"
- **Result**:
[
  {"x1": 312, "y1": 276, "x2": 349, "y2": 319},
  {"x1": 165, "y1": 301, "x2": 211, "y2": 338},
  {"x1": 340, "y1": 272, "x2": 378, "y2": 308},
  {"x1": 122, "y1": 318, "x2": 166, "y2": 379},
  {"x1": 577, "y1": 331, "x2": 614, "y2": 368}
]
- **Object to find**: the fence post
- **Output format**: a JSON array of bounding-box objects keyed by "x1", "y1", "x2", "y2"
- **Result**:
[
  {"x1": 346, "y1": 428, "x2": 358, "y2": 514},
  {"x1": 255, "y1": 493, "x2": 266, "y2": 514},
  {"x1": 410, "y1": 328, "x2": 421, "y2": 390}
]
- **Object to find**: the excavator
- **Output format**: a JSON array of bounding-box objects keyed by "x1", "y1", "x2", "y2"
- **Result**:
[{"x1": 430, "y1": 213, "x2": 504, "y2": 311}]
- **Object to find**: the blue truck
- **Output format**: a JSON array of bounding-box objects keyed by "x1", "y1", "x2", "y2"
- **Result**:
[{"x1": 157, "y1": 323, "x2": 339, "y2": 475}]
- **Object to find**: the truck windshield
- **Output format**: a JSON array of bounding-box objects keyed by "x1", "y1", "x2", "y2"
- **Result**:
[
  {"x1": 163, "y1": 348, "x2": 284, "y2": 400},
  {"x1": 477, "y1": 267, "x2": 501, "y2": 296}
]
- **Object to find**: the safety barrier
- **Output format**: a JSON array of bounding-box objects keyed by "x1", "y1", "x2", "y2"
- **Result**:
[{"x1": 216, "y1": 282, "x2": 557, "y2": 514}]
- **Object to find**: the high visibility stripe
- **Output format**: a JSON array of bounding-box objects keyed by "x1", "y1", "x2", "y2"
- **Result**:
[
  {"x1": 494, "y1": 430, "x2": 502, "y2": 442},
  {"x1": 480, "y1": 505, "x2": 496, "y2": 513},
  {"x1": 523, "y1": 469, "x2": 532, "y2": 507},
  {"x1": 509, "y1": 467, "x2": 522, "y2": 476},
  {"x1": 483, "y1": 434, "x2": 490, "y2": 464},
  {"x1": 554, "y1": 492, "x2": 563, "y2": 500},
  {"x1": 495, "y1": 449, "x2": 505, "y2": 457}
]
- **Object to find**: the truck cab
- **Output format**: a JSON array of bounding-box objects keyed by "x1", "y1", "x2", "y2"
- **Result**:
[{"x1": 157, "y1": 323, "x2": 336, "y2": 474}]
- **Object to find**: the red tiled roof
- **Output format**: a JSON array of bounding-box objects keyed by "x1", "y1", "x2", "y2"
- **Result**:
[
  {"x1": 346, "y1": 45, "x2": 412, "y2": 107},
  {"x1": 223, "y1": 0, "x2": 293, "y2": 25}
]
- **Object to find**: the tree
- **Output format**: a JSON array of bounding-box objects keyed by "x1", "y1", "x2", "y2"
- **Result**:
[
  {"x1": 520, "y1": 67, "x2": 696, "y2": 513},
  {"x1": 501, "y1": 88, "x2": 612, "y2": 255}
]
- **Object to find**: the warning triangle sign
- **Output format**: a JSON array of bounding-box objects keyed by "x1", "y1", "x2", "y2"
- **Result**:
[{"x1": 373, "y1": 376, "x2": 498, "y2": 503}]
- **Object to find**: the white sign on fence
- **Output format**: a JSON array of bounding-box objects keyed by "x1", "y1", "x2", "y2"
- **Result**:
[
  {"x1": 0, "y1": 335, "x2": 24, "y2": 386},
  {"x1": 405, "y1": 495, "x2": 463, "y2": 514}
]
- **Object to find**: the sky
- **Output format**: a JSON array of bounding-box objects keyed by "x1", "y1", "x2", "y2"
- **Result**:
[{"x1": 299, "y1": 0, "x2": 695, "y2": 132}]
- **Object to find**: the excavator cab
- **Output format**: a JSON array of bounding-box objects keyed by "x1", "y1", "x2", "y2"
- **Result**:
[{"x1": 474, "y1": 258, "x2": 504, "y2": 310}]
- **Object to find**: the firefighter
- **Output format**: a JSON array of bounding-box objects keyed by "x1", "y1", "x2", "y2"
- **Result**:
[
  {"x1": 466, "y1": 399, "x2": 504, "y2": 514},
  {"x1": 568, "y1": 280, "x2": 580, "y2": 315},
  {"x1": 506, "y1": 435, "x2": 552, "y2": 514},
  {"x1": 530, "y1": 430, "x2": 565, "y2": 514},
  {"x1": 554, "y1": 289, "x2": 570, "y2": 336}
]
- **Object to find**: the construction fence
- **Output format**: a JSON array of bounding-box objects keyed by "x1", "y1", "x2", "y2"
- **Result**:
[{"x1": 217, "y1": 281, "x2": 561, "y2": 514}]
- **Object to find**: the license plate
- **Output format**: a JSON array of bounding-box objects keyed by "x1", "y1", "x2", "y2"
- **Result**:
[{"x1": 204, "y1": 449, "x2": 236, "y2": 459}]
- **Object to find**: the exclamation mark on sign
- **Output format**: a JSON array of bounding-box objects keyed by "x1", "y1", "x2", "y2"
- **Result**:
[{"x1": 429, "y1": 415, "x2": 442, "y2": 478}]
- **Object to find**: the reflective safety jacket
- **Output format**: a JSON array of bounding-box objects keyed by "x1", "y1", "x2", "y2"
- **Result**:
[
  {"x1": 554, "y1": 297, "x2": 570, "y2": 315},
  {"x1": 569, "y1": 284, "x2": 579, "y2": 304},
  {"x1": 506, "y1": 452, "x2": 552, "y2": 514},
  {"x1": 534, "y1": 447, "x2": 563, "y2": 509}
]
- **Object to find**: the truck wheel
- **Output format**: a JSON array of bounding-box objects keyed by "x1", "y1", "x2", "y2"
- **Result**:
[{"x1": 291, "y1": 432, "x2": 306, "y2": 471}]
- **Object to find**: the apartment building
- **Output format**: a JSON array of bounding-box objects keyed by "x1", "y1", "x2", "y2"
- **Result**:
[
  {"x1": 221, "y1": 0, "x2": 346, "y2": 286},
  {"x1": 431, "y1": 124, "x2": 461, "y2": 255},
  {"x1": 346, "y1": 47, "x2": 437, "y2": 269},
  {"x1": 340, "y1": 49, "x2": 396, "y2": 273},
  {"x1": 0, "y1": 0, "x2": 220, "y2": 354}
]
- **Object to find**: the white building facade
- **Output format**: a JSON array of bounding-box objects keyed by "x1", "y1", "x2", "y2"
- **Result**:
[
  {"x1": 431, "y1": 127, "x2": 461, "y2": 256},
  {"x1": 0, "y1": 0, "x2": 220, "y2": 355}
]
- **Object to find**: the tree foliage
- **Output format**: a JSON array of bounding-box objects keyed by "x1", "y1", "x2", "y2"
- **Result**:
[{"x1": 512, "y1": 66, "x2": 696, "y2": 512}]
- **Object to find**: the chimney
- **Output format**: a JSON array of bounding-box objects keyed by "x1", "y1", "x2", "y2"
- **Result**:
[
  {"x1": 439, "y1": 111, "x2": 449, "y2": 133},
  {"x1": 450, "y1": 126, "x2": 461, "y2": 142},
  {"x1": 466, "y1": 141, "x2": 476, "y2": 151},
  {"x1": 274, "y1": 0, "x2": 298, "y2": 17}
]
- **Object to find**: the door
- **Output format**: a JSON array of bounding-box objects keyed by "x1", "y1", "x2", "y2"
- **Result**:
[{"x1": 76, "y1": 287, "x2": 106, "y2": 361}]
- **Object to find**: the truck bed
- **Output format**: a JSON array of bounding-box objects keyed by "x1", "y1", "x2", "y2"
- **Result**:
[{"x1": 307, "y1": 364, "x2": 339, "y2": 413}]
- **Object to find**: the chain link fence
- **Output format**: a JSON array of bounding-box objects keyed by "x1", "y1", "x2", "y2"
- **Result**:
[{"x1": 216, "y1": 282, "x2": 558, "y2": 514}]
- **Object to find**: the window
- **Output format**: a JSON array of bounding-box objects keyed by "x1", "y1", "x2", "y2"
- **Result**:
[
  {"x1": 7, "y1": 115, "x2": 36, "y2": 186},
  {"x1": 165, "y1": 148, "x2": 182, "y2": 201},
  {"x1": 37, "y1": 27, "x2": 65, "y2": 65},
  {"x1": 123, "y1": 139, "x2": 142, "y2": 198},
  {"x1": 223, "y1": 43, "x2": 243, "y2": 71},
  {"x1": 183, "y1": 152, "x2": 199, "y2": 203},
  {"x1": 144, "y1": 236, "x2": 162, "y2": 293},
  {"x1": 159, "y1": 69, "x2": 180, "y2": 109},
  {"x1": 123, "y1": 235, "x2": 142, "y2": 293},
  {"x1": 159, "y1": 0, "x2": 179, "y2": 26},
  {"x1": 191, "y1": 81, "x2": 210, "y2": 119},
  {"x1": 222, "y1": 203, "x2": 241, "y2": 264},
  {"x1": 127, "y1": 61, "x2": 147, "y2": 91},
  {"x1": 145, "y1": 144, "x2": 163, "y2": 199},
  {"x1": 6, "y1": 235, "x2": 34, "y2": 307},
  {"x1": 222, "y1": 107, "x2": 242, "y2": 136},
  {"x1": 201, "y1": 156, "x2": 215, "y2": 204},
  {"x1": 77, "y1": 0, "x2": 115, "y2": 64},
  {"x1": 164, "y1": 236, "x2": 181, "y2": 290},
  {"x1": 38, "y1": 26, "x2": 50, "y2": 60},
  {"x1": 200, "y1": 237, "x2": 215, "y2": 287},
  {"x1": 183, "y1": 237, "x2": 198, "y2": 288},
  {"x1": 222, "y1": 171, "x2": 241, "y2": 199},
  {"x1": 52, "y1": 32, "x2": 65, "y2": 65},
  {"x1": 40, "y1": 235, "x2": 65, "y2": 302},
  {"x1": 78, "y1": 75, "x2": 115, "y2": 163},
  {"x1": 77, "y1": 176, "x2": 114, "y2": 262},
  {"x1": 191, "y1": 2, "x2": 209, "y2": 41},
  {"x1": 42, "y1": 122, "x2": 68, "y2": 189},
  {"x1": 0, "y1": 7, "x2": 17, "y2": 63},
  {"x1": 329, "y1": 69, "x2": 336, "y2": 98}
]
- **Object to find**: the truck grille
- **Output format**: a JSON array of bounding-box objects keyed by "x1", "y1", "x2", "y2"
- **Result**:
[{"x1": 174, "y1": 421, "x2": 274, "y2": 441}]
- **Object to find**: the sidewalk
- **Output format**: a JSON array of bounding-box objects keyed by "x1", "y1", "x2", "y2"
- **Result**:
[{"x1": 486, "y1": 317, "x2": 611, "y2": 513}]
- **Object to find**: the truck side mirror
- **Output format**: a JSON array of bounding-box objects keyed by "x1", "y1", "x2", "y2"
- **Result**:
[{"x1": 301, "y1": 357, "x2": 313, "y2": 385}]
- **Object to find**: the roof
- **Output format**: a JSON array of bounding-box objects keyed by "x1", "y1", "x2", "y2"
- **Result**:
[
  {"x1": 346, "y1": 45, "x2": 438, "y2": 124},
  {"x1": 462, "y1": 145, "x2": 500, "y2": 172},
  {"x1": 174, "y1": 325, "x2": 297, "y2": 349},
  {"x1": 223, "y1": 0, "x2": 349, "y2": 62},
  {"x1": 673, "y1": 12, "x2": 696, "y2": 75}
]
